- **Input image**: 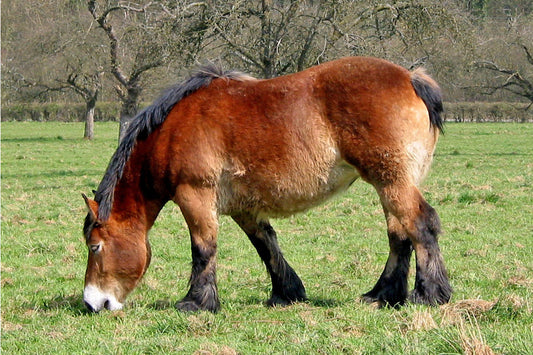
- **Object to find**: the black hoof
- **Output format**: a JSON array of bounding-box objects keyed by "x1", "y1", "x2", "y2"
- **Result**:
[
  {"x1": 361, "y1": 294, "x2": 386, "y2": 308},
  {"x1": 409, "y1": 282, "x2": 452, "y2": 306},
  {"x1": 176, "y1": 300, "x2": 200, "y2": 312},
  {"x1": 176, "y1": 298, "x2": 219, "y2": 313},
  {"x1": 361, "y1": 287, "x2": 407, "y2": 308},
  {"x1": 266, "y1": 292, "x2": 307, "y2": 307}
]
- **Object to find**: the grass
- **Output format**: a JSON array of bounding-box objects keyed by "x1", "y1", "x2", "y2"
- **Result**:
[{"x1": 2, "y1": 122, "x2": 532, "y2": 354}]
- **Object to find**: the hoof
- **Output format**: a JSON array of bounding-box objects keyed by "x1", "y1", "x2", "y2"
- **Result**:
[
  {"x1": 176, "y1": 300, "x2": 202, "y2": 312},
  {"x1": 361, "y1": 294, "x2": 386, "y2": 307},
  {"x1": 176, "y1": 298, "x2": 219, "y2": 313},
  {"x1": 409, "y1": 284, "x2": 452, "y2": 306},
  {"x1": 361, "y1": 288, "x2": 406, "y2": 309},
  {"x1": 266, "y1": 293, "x2": 306, "y2": 307}
]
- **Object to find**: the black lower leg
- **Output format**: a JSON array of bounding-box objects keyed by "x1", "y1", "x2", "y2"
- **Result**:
[
  {"x1": 253, "y1": 222, "x2": 306, "y2": 306},
  {"x1": 409, "y1": 243, "x2": 452, "y2": 305},
  {"x1": 177, "y1": 244, "x2": 220, "y2": 312},
  {"x1": 362, "y1": 236, "x2": 412, "y2": 307},
  {"x1": 233, "y1": 215, "x2": 306, "y2": 306},
  {"x1": 409, "y1": 202, "x2": 452, "y2": 305}
]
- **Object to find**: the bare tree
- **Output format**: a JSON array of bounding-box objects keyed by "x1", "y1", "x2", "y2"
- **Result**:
[
  {"x1": 470, "y1": 6, "x2": 533, "y2": 105},
  {"x1": 3, "y1": 64, "x2": 103, "y2": 139},
  {"x1": 65, "y1": 67, "x2": 104, "y2": 139},
  {"x1": 204, "y1": 0, "x2": 466, "y2": 83},
  {"x1": 88, "y1": 1, "x2": 159, "y2": 140},
  {"x1": 1, "y1": 0, "x2": 106, "y2": 138},
  {"x1": 6, "y1": 0, "x2": 529, "y2": 124},
  {"x1": 475, "y1": 45, "x2": 533, "y2": 106},
  {"x1": 87, "y1": 0, "x2": 211, "y2": 140},
  {"x1": 206, "y1": 0, "x2": 346, "y2": 78}
]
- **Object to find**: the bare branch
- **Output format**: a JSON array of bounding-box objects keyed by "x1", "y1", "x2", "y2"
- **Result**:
[
  {"x1": 474, "y1": 59, "x2": 533, "y2": 103},
  {"x1": 522, "y1": 45, "x2": 533, "y2": 66},
  {"x1": 212, "y1": 22, "x2": 263, "y2": 69},
  {"x1": 130, "y1": 59, "x2": 164, "y2": 83},
  {"x1": 296, "y1": 8, "x2": 324, "y2": 70},
  {"x1": 99, "y1": 2, "x2": 153, "y2": 21},
  {"x1": 88, "y1": 0, "x2": 129, "y2": 87}
]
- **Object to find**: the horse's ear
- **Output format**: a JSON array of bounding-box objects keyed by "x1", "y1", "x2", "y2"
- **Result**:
[{"x1": 82, "y1": 193, "x2": 99, "y2": 222}]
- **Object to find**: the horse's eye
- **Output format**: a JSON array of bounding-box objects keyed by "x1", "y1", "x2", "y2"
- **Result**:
[{"x1": 89, "y1": 243, "x2": 102, "y2": 254}]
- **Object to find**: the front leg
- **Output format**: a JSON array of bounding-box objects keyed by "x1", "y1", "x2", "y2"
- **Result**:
[
  {"x1": 175, "y1": 185, "x2": 220, "y2": 312},
  {"x1": 177, "y1": 243, "x2": 219, "y2": 312}
]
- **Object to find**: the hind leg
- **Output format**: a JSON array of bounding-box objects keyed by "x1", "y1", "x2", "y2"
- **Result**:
[
  {"x1": 378, "y1": 184, "x2": 452, "y2": 305},
  {"x1": 362, "y1": 211, "x2": 412, "y2": 307},
  {"x1": 174, "y1": 184, "x2": 220, "y2": 312},
  {"x1": 232, "y1": 213, "x2": 307, "y2": 306}
]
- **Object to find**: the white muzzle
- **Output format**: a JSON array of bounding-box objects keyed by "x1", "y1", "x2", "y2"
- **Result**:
[{"x1": 83, "y1": 284, "x2": 123, "y2": 312}]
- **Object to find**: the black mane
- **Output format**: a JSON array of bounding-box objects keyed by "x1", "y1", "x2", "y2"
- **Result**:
[{"x1": 94, "y1": 64, "x2": 250, "y2": 221}]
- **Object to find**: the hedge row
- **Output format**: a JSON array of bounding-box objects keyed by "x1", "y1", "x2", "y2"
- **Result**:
[
  {"x1": 1, "y1": 101, "x2": 531, "y2": 122},
  {"x1": 443, "y1": 102, "x2": 532, "y2": 123},
  {"x1": 1, "y1": 102, "x2": 121, "y2": 122}
]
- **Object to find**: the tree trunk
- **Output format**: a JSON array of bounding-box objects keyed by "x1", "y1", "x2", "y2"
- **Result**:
[
  {"x1": 84, "y1": 98, "x2": 96, "y2": 140},
  {"x1": 118, "y1": 116, "x2": 132, "y2": 143},
  {"x1": 118, "y1": 87, "x2": 141, "y2": 142}
]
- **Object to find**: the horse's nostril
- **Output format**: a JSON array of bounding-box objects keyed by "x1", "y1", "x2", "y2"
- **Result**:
[
  {"x1": 85, "y1": 301, "x2": 98, "y2": 313},
  {"x1": 103, "y1": 300, "x2": 110, "y2": 310}
]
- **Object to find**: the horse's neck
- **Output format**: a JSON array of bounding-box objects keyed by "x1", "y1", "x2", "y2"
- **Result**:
[{"x1": 111, "y1": 173, "x2": 165, "y2": 232}]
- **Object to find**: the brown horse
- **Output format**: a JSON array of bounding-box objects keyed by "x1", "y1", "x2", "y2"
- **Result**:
[{"x1": 82, "y1": 57, "x2": 452, "y2": 313}]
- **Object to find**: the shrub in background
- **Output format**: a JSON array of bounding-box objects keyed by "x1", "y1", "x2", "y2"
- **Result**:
[
  {"x1": 1, "y1": 102, "x2": 121, "y2": 122},
  {"x1": 1, "y1": 102, "x2": 531, "y2": 123},
  {"x1": 444, "y1": 102, "x2": 532, "y2": 122}
]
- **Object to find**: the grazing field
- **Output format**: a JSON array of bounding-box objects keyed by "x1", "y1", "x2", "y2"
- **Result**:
[{"x1": 1, "y1": 121, "x2": 532, "y2": 354}]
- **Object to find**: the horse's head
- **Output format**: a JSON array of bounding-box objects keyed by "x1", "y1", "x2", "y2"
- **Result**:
[{"x1": 82, "y1": 194, "x2": 151, "y2": 312}]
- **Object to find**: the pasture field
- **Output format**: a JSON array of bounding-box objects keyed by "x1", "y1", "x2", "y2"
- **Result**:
[{"x1": 1, "y1": 122, "x2": 532, "y2": 354}]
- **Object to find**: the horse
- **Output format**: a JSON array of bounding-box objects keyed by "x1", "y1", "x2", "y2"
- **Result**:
[{"x1": 82, "y1": 56, "x2": 452, "y2": 313}]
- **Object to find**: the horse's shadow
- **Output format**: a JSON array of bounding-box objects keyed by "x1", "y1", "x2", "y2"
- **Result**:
[
  {"x1": 24, "y1": 294, "x2": 91, "y2": 315},
  {"x1": 30, "y1": 294, "x2": 345, "y2": 315},
  {"x1": 147, "y1": 296, "x2": 343, "y2": 311}
]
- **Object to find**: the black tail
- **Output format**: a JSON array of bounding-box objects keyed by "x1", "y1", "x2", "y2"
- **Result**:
[{"x1": 410, "y1": 68, "x2": 444, "y2": 133}]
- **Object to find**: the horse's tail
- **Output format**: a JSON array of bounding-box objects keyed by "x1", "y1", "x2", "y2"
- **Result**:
[{"x1": 410, "y1": 68, "x2": 444, "y2": 133}]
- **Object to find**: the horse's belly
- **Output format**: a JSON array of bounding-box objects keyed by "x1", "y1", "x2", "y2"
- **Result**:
[
  {"x1": 218, "y1": 160, "x2": 359, "y2": 217},
  {"x1": 265, "y1": 161, "x2": 360, "y2": 217}
]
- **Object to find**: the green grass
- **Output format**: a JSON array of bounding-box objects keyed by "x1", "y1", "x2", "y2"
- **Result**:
[{"x1": 2, "y1": 122, "x2": 532, "y2": 354}]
